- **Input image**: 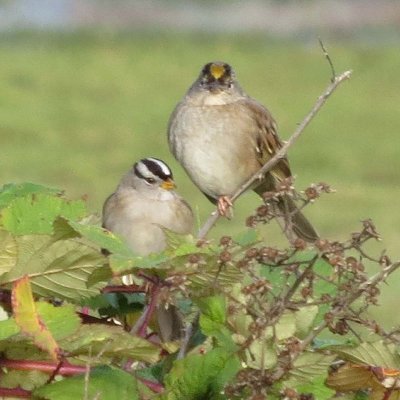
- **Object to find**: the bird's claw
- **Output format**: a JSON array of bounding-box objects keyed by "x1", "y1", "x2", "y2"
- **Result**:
[{"x1": 217, "y1": 196, "x2": 233, "y2": 218}]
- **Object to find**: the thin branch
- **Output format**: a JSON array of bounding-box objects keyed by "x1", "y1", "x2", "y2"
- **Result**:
[
  {"x1": 318, "y1": 38, "x2": 336, "y2": 81},
  {"x1": 198, "y1": 69, "x2": 352, "y2": 239}
]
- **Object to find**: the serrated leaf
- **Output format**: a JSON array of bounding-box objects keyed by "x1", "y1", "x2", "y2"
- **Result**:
[
  {"x1": 0, "y1": 228, "x2": 17, "y2": 277},
  {"x1": 12, "y1": 276, "x2": 59, "y2": 360},
  {"x1": 34, "y1": 366, "x2": 139, "y2": 400},
  {"x1": 161, "y1": 348, "x2": 240, "y2": 400},
  {"x1": 163, "y1": 228, "x2": 200, "y2": 256},
  {"x1": 60, "y1": 324, "x2": 160, "y2": 363},
  {"x1": 286, "y1": 352, "x2": 336, "y2": 386},
  {"x1": 0, "y1": 317, "x2": 20, "y2": 340},
  {"x1": 336, "y1": 341, "x2": 400, "y2": 369},
  {"x1": 109, "y1": 252, "x2": 170, "y2": 275},
  {"x1": 0, "y1": 219, "x2": 106, "y2": 302},
  {"x1": 67, "y1": 219, "x2": 134, "y2": 257},
  {"x1": 1, "y1": 193, "x2": 86, "y2": 235},
  {"x1": 0, "y1": 182, "x2": 60, "y2": 209},
  {"x1": 36, "y1": 302, "x2": 81, "y2": 341},
  {"x1": 188, "y1": 257, "x2": 242, "y2": 288}
]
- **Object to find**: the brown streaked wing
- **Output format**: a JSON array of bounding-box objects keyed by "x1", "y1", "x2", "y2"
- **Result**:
[{"x1": 242, "y1": 98, "x2": 291, "y2": 181}]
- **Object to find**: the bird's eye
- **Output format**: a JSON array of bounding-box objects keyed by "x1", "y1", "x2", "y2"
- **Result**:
[{"x1": 145, "y1": 177, "x2": 155, "y2": 184}]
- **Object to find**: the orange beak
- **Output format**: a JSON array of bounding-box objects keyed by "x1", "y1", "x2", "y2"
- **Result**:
[
  {"x1": 210, "y1": 63, "x2": 225, "y2": 79},
  {"x1": 161, "y1": 178, "x2": 176, "y2": 191}
]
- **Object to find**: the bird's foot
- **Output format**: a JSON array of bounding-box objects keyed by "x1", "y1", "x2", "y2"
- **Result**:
[{"x1": 217, "y1": 196, "x2": 233, "y2": 218}]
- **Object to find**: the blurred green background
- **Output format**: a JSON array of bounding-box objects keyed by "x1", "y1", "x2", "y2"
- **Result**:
[{"x1": 0, "y1": 28, "x2": 399, "y2": 326}]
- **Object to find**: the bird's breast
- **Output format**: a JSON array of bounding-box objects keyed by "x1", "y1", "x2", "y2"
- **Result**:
[{"x1": 170, "y1": 103, "x2": 259, "y2": 199}]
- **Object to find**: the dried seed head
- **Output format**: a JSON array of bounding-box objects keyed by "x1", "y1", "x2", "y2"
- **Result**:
[
  {"x1": 219, "y1": 235, "x2": 233, "y2": 247},
  {"x1": 256, "y1": 204, "x2": 269, "y2": 217},
  {"x1": 188, "y1": 254, "x2": 201, "y2": 264},
  {"x1": 299, "y1": 394, "x2": 314, "y2": 400},
  {"x1": 301, "y1": 286, "x2": 312, "y2": 299},
  {"x1": 315, "y1": 239, "x2": 330, "y2": 252},
  {"x1": 219, "y1": 250, "x2": 232, "y2": 263},
  {"x1": 293, "y1": 238, "x2": 307, "y2": 250},
  {"x1": 246, "y1": 247, "x2": 259, "y2": 259},
  {"x1": 334, "y1": 319, "x2": 349, "y2": 335},
  {"x1": 305, "y1": 186, "x2": 319, "y2": 200},
  {"x1": 282, "y1": 388, "x2": 298, "y2": 399},
  {"x1": 246, "y1": 215, "x2": 257, "y2": 227},
  {"x1": 259, "y1": 246, "x2": 279, "y2": 262}
]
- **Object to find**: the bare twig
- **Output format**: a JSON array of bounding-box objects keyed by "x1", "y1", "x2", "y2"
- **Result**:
[
  {"x1": 198, "y1": 69, "x2": 352, "y2": 239},
  {"x1": 318, "y1": 38, "x2": 336, "y2": 81}
]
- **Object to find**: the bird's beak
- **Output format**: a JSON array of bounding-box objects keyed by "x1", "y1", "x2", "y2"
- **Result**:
[
  {"x1": 161, "y1": 178, "x2": 176, "y2": 191},
  {"x1": 210, "y1": 63, "x2": 225, "y2": 79}
]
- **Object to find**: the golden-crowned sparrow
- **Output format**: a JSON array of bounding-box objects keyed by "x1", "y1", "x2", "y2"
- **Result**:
[
  {"x1": 102, "y1": 157, "x2": 194, "y2": 340},
  {"x1": 168, "y1": 61, "x2": 318, "y2": 242}
]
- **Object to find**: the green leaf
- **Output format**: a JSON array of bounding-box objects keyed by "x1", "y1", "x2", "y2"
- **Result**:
[
  {"x1": 246, "y1": 338, "x2": 278, "y2": 369},
  {"x1": 188, "y1": 256, "x2": 243, "y2": 289},
  {"x1": 36, "y1": 302, "x2": 81, "y2": 341},
  {"x1": 0, "y1": 369, "x2": 49, "y2": 391},
  {"x1": 274, "y1": 311, "x2": 296, "y2": 340},
  {"x1": 163, "y1": 229, "x2": 201, "y2": 256},
  {"x1": 109, "y1": 252, "x2": 170, "y2": 275},
  {"x1": 285, "y1": 352, "x2": 336, "y2": 387},
  {"x1": 295, "y1": 375, "x2": 336, "y2": 400},
  {"x1": 67, "y1": 219, "x2": 134, "y2": 256},
  {"x1": 34, "y1": 366, "x2": 139, "y2": 400},
  {"x1": 0, "y1": 183, "x2": 60, "y2": 209},
  {"x1": 335, "y1": 341, "x2": 400, "y2": 369},
  {"x1": 197, "y1": 295, "x2": 226, "y2": 325},
  {"x1": 60, "y1": 324, "x2": 160, "y2": 364},
  {"x1": 1, "y1": 192, "x2": 86, "y2": 235},
  {"x1": 0, "y1": 317, "x2": 20, "y2": 340},
  {"x1": 161, "y1": 348, "x2": 240, "y2": 400},
  {"x1": 313, "y1": 258, "x2": 337, "y2": 297},
  {"x1": 0, "y1": 219, "x2": 106, "y2": 302},
  {"x1": 197, "y1": 295, "x2": 237, "y2": 351},
  {"x1": 294, "y1": 305, "x2": 319, "y2": 338},
  {"x1": 233, "y1": 229, "x2": 259, "y2": 246},
  {"x1": 12, "y1": 276, "x2": 59, "y2": 360},
  {"x1": 0, "y1": 228, "x2": 17, "y2": 277}
]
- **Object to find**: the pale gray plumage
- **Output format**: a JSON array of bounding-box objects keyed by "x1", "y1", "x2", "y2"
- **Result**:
[
  {"x1": 168, "y1": 61, "x2": 318, "y2": 242},
  {"x1": 102, "y1": 158, "x2": 193, "y2": 341}
]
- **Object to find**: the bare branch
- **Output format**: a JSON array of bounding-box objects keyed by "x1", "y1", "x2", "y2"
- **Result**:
[
  {"x1": 318, "y1": 38, "x2": 336, "y2": 81},
  {"x1": 198, "y1": 69, "x2": 352, "y2": 239}
]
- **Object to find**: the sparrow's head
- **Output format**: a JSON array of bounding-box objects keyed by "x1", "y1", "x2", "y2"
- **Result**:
[
  {"x1": 123, "y1": 158, "x2": 176, "y2": 192},
  {"x1": 197, "y1": 61, "x2": 239, "y2": 94}
]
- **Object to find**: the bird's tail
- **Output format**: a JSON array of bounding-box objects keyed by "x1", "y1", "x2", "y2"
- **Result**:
[
  {"x1": 255, "y1": 186, "x2": 318, "y2": 242},
  {"x1": 277, "y1": 194, "x2": 319, "y2": 242}
]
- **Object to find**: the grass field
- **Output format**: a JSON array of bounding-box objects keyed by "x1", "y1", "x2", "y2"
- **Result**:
[{"x1": 0, "y1": 31, "x2": 399, "y2": 326}]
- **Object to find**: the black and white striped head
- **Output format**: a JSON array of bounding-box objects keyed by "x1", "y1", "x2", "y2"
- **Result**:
[{"x1": 123, "y1": 158, "x2": 176, "y2": 192}]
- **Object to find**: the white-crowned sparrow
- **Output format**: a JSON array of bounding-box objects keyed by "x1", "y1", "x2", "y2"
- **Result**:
[
  {"x1": 168, "y1": 61, "x2": 318, "y2": 242},
  {"x1": 102, "y1": 157, "x2": 194, "y2": 341}
]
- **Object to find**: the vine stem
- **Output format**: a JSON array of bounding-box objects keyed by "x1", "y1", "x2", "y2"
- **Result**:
[{"x1": 197, "y1": 69, "x2": 352, "y2": 239}]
